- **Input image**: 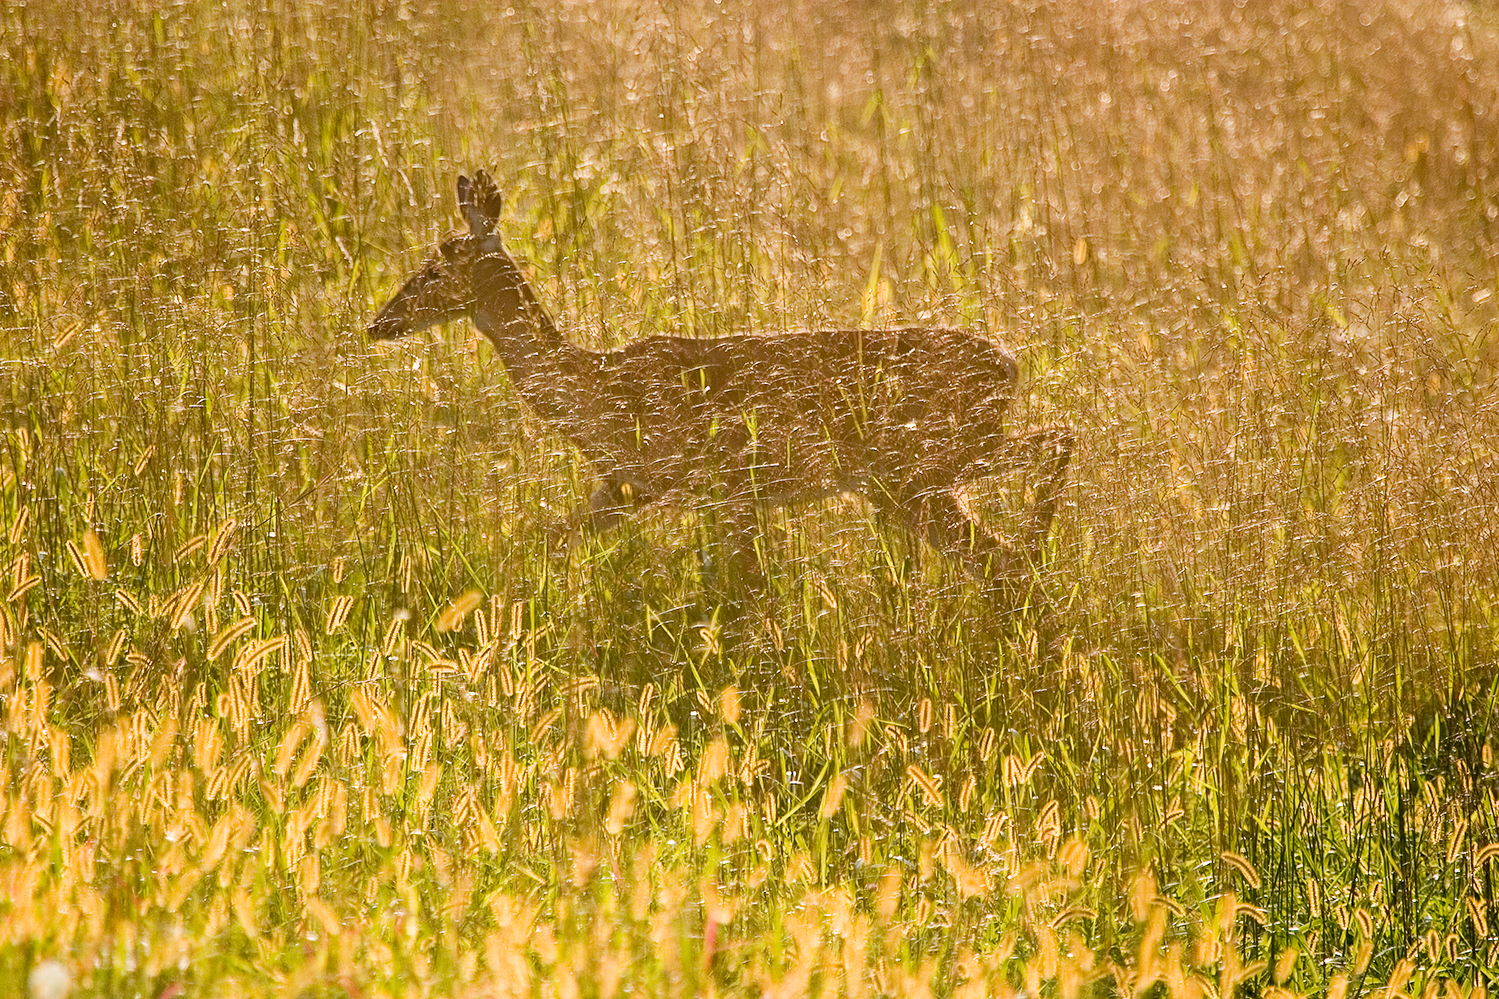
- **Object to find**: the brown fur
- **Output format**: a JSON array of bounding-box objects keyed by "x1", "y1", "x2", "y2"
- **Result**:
[{"x1": 370, "y1": 171, "x2": 1073, "y2": 587}]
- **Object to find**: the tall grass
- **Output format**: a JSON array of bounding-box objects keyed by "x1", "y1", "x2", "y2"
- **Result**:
[{"x1": 2, "y1": 0, "x2": 1498, "y2": 994}]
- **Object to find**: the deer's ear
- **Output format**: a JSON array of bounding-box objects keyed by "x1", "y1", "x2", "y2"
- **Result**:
[
  {"x1": 456, "y1": 174, "x2": 473, "y2": 208},
  {"x1": 472, "y1": 170, "x2": 505, "y2": 218}
]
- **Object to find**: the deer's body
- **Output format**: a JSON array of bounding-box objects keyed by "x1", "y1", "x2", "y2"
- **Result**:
[{"x1": 370, "y1": 171, "x2": 1071, "y2": 585}]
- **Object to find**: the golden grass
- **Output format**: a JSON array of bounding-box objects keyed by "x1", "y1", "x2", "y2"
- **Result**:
[
  {"x1": 4, "y1": 516, "x2": 1495, "y2": 993},
  {"x1": 3, "y1": 0, "x2": 1499, "y2": 994}
]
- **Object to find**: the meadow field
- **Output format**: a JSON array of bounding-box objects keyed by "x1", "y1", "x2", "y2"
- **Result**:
[{"x1": 3, "y1": 0, "x2": 1499, "y2": 994}]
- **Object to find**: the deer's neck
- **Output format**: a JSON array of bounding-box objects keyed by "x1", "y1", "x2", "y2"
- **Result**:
[{"x1": 471, "y1": 245, "x2": 599, "y2": 424}]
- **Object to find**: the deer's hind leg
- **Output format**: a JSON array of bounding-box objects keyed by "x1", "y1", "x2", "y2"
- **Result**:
[
  {"x1": 891, "y1": 487, "x2": 1029, "y2": 582},
  {"x1": 888, "y1": 423, "x2": 1074, "y2": 584}
]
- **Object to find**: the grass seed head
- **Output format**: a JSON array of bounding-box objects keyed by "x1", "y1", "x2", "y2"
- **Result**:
[
  {"x1": 846, "y1": 699, "x2": 875, "y2": 748},
  {"x1": 324, "y1": 595, "x2": 354, "y2": 635},
  {"x1": 8, "y1": 508, "x2": 29, "y2": 547},
  {"x1": 82, "y1": 529, "x2": 106, "y2": 579},
  {"x1": 435, "y1": 588, "x2": 483, "y2": 632},
  {"x1": 605, "y1": 780, "x2": 638, "y2": 836},
  {"x1": 718, "y1": 685, "x2": 740, "y2": 725},
  {"x1": 819, "y1": 772, "x2": 848, "y2": 820}
]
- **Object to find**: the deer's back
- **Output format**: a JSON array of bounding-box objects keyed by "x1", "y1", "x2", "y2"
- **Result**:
[{"x1": 562, "y1": 327, "x2": 1018, "y2": 500}]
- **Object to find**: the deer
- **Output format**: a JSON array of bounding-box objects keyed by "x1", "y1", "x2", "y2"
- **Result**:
[{"x1": 368, "y1": 170, "x2": 1073, "y2": 595}]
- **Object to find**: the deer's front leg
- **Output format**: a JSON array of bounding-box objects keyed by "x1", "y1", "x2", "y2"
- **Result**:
[{"x1": 555, "y1": 472, "x2": 654, "y2": 547}]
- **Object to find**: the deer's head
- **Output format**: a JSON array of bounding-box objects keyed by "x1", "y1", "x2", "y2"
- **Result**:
[
  {"x1": 367, "y1": 229, "x2": 480, "y2": 340},
  {"x1": 368, "y1": 171, "x2": 512, "y2": 340}
]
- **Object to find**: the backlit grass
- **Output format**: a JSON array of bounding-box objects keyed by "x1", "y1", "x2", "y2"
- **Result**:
[{"x1": 2, "y1": 0, "x2": 1498, "y2": 995}]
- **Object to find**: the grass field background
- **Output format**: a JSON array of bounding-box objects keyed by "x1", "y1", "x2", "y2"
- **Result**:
[{"x1": 3, "y1": 0, "x2": 1499, "y2": 994}]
